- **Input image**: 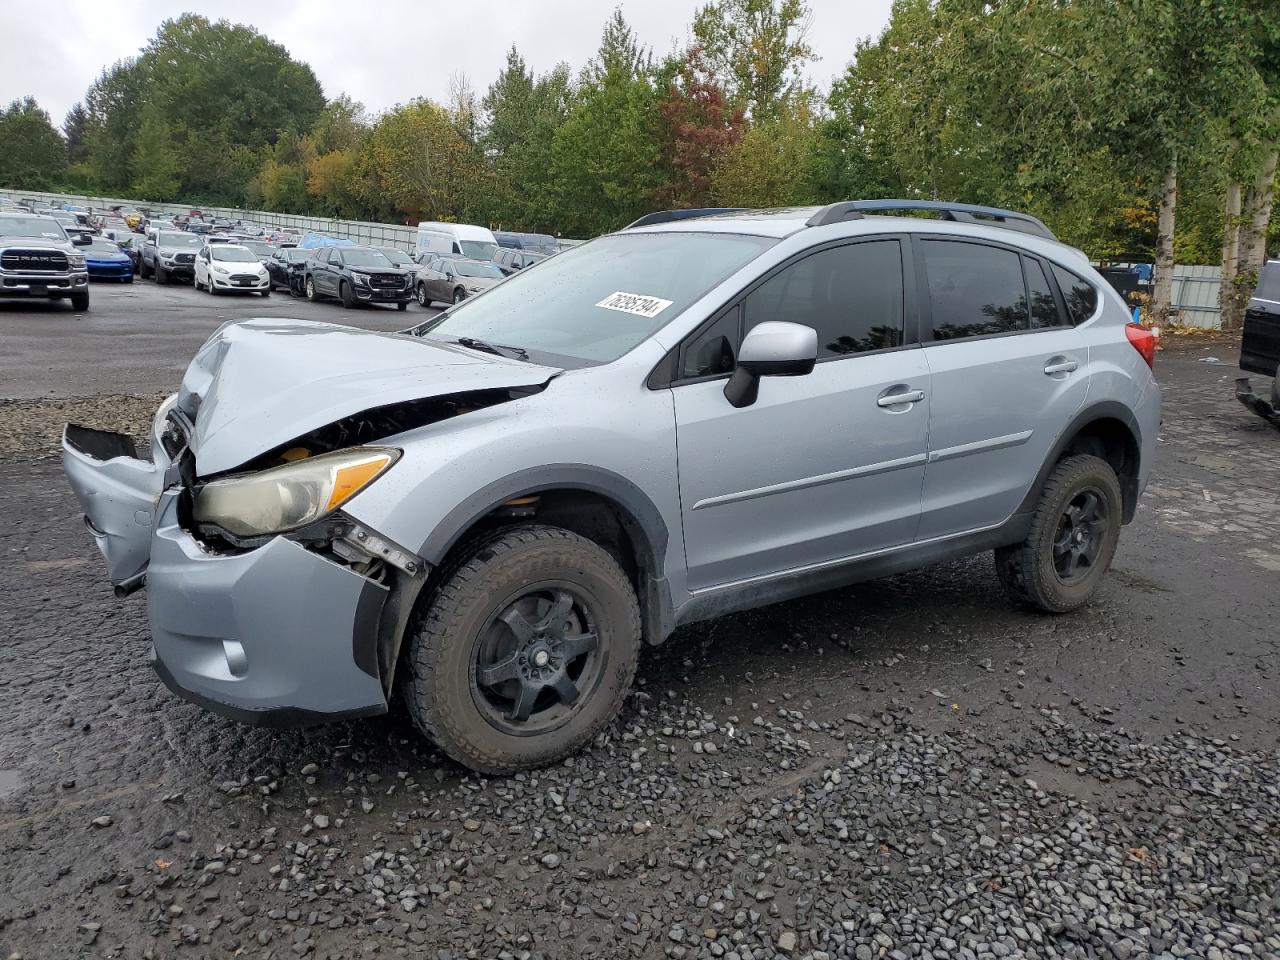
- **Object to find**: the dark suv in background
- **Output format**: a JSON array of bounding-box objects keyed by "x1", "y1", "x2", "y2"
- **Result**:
[{"x1": 304, "y1": 245, "x2": 414, "y2": 309}]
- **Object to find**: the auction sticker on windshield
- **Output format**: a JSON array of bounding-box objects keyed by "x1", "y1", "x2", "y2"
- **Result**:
[{"x1": 595, "y1": 291, "x2": 673, "y2": 319}]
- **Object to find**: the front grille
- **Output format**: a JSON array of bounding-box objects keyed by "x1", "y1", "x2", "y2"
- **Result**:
[
  {"x1": 2, "y1": 249, "x2": 69, "y2": 272},
  {"x1": 371, "y1": 273, "x2": 404, "y2": 288},
  {"x1": 174, "y1": 253, "x2": 195, "y2": 264}
]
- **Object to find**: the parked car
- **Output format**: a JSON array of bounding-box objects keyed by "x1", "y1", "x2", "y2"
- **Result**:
[
  {"x1": 415, "y1": 221, "x2": 498, "y2": 261},
  {"x1": 83, "y1": 237, "x2": 134, "y2": 282},
  {"x1": 1235, "y1": 258, "x2": 1280, "y2": 427},
  {"x1": 0, "y1": 211, "x2": 90, "y2": 309},
  {"x1": 234, "y1": 239, "x2": 276, "y2": 262},
  {"x1": 414, "y1": 254, "x2": 505, "y2": 306},
  {"x1": 61, "y1": 199, "x2": 1161, "y2": 775},
  {"x1": 493, "y1": 247, "x2": 547, "y2": 276},
  {"x1": 115, "y1": 234, "x2": 143, "y2": 271},
  {"x1": 305, "y1": 245, "x2": 413, "y2": 309},
  {"x1": 193, "y1": 243, "x2": 270, "y2": 296},
  {"x1": 140, "y1": 230, "x2": 203, "y2": 283},
  {"x1": 264, "y1": 246, "x2": 309, "y2": 294},
  {"x1": 494, "y1": 231, "x2": 559, "y2": 256}
]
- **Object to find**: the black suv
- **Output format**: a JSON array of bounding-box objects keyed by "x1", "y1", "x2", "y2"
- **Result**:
[
  {"x1": 304, "y1": 245, "x2": 413, "y2": 309},
  {"x1": 1236, "y1": 259, "x2": 1280, "y2": 426},
  {"x1": 140, "y1": 230, "x2": 203, "y2": 283}
]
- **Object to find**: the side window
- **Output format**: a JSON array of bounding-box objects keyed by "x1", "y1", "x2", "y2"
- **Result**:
[
  {"x1": 1025, "y1": 258, "x2": 1065, "y2": 329},
  {"x1": 1051, "y1": 264, "x2": 1098, "y2": 326},
  {"x1": 923, "y1": 240, "x2": 1027, "y2": 339},
  {"x1": 681, "y1": 306, "x2": 740, "y2": 379},
  {"x1": 743, "y1": 240, "x2": 905, "y2": 357}
]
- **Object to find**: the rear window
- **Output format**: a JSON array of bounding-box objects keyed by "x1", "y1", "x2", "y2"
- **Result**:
[
  {"x1": 1254, "y1": 261, "x2": 1280, "y2": 302},
  {"x1": 1051, "y1": 265, "x2": 1099, "y2": 325}
]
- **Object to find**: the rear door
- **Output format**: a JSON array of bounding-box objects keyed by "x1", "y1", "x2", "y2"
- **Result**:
[
  {"x1": 915, "y1": 237, "x2": 1089, "y2": 539},
  {"x1": 1241, "y1": 260, "x2": 1280, "y2": 377},
  {"x1": 672, "y1": 237, "x2": 931, "y2": 590}
]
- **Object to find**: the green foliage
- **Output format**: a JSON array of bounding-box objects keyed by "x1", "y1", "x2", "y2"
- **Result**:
[
  {"x1": 692, "y1": 0, "x2": 815, "y2": 121},
  {"x1": 129, "y1": 105, "x2": 180, "y2": 200},
  {"x1": 0, "y1": 97, "x2": 66, "y2": 189}
]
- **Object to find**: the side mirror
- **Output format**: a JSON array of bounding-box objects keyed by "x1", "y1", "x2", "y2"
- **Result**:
[
  {"x1": 71, "y1": 234, "x2": 91, "y2": 247},
  {"x1": 445, "y1": 271, "x2": 455, "y2": 281},
  {"x1": 723, "y1": 321, "x2": 817, "y2": 408}
]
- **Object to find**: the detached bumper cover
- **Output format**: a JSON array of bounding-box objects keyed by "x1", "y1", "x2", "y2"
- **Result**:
[{"x1": 1236, "y1": 378, "x2": 1280, "y2": 428}]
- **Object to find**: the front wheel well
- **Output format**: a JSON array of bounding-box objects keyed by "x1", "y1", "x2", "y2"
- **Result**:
[{"x1": 1060, "y1": 417, "x2": 1140, "y2": 522}]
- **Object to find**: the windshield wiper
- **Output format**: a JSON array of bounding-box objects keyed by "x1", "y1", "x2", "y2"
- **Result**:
[{"x1": 454, "y1": 337, "x2": 528, "y2": 361}]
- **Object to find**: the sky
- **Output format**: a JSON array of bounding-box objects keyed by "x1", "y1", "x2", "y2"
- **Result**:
[{"x1": 3, "y1": 0, "x2": 893, "y2": 127}]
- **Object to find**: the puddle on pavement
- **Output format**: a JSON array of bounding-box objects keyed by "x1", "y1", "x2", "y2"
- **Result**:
[{"x1": 0, "y1": 769, "x2": 24, "y2": 800}]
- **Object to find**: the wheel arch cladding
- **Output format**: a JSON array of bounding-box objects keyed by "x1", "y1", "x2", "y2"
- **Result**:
[
  {"x1": 1019, "y1": 402, "x2": 1143, "y2": 524},
  {"x1": 417, "y1": 465, "x2": 675, "y2": 644}
]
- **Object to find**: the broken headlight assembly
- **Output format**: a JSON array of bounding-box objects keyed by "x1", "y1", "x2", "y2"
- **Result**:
[{"x1": 192, "y1": 447, "x2": 399, "y2": 538}]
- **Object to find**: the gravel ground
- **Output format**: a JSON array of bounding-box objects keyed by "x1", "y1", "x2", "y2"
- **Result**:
[{"x1": 1, "y1": 298, "x2": 1277, "y2": 960}]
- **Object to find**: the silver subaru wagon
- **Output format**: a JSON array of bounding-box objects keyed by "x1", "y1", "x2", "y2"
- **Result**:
[{"x1": 63, "y1": 200, "x2": 1161, "y2": 774}]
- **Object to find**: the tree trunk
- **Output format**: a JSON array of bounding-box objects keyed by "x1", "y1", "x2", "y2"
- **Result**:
[
  {"x1": 1238, "y1": 146, "x2": 1278, "y2": 277},
  {"x1": 1218, "y1": 183, "x2": 1243, "y2": 332},
  {"x1": 1150, "y1": 157, "x2": 1178, "y2": 325}
]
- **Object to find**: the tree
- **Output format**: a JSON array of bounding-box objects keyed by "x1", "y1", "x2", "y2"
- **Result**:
[
  {"x1": 692, "y1": 0, "x2": 815, "y2": 121},
  {"x1": 0, "y1": 98, "x2": 66, "y2": 189},
  {"x1": 711, "y1": 99, "x2": 821, "y2": 206},
  {"x1": 130, "y1": 106, "x2": 180, "y2": 200},
  {"x1": 550, "y1": 10, "x2": 665, "y2": 235},
  {"x1": 364, "y1": 99, "x2": 482, "y2": 222},
  {"x1": 654, "y1": 46, "x2": 746, "y2": 208},
  {"x1": 63, "y1": 104, "x2": 89, "y2": 165}
]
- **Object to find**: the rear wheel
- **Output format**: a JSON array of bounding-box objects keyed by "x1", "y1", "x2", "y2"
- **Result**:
[
  {"x1": 402, "y1": 525, "x2": 641, "y2": 775},
  {"x1": 995, "y1": 454, "x2": 1122, "y2": 613},
  {"x1": 305, "y1": 276, "x2": 318, "y2": 302}
]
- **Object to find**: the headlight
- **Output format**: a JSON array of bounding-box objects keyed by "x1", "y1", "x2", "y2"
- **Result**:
[
  {"x1": 68, "y1": 253, "x2": 86, "y2": 267},
  {"x1": 192, "y1": 447, "x2": 399, "y2": 537},
  {"x1": 212, "y1": 264, "x2": 229, "y2": 274},
  {"x1": 351, "y1": 272, "x2": 370, "y2": 286}
]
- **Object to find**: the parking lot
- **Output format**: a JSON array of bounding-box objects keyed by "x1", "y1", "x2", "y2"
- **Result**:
[{"x1": 1, "y1": 282, "x2": 1279, "y2": 958}]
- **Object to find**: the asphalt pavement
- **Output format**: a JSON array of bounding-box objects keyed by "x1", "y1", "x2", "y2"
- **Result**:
[{"x1": 1, "y1": 283, "x2": 1277, "y2": 959}]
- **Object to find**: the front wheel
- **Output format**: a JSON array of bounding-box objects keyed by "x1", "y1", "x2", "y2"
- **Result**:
[
  {"x1": 402, "y1": 526, "x2": 641, "y2": 775},
  {"x1": 260, "y1": 288, "x2": 270, "y2": 297},
  {"x1": 70, "y1": 291, "x2": 89, "y2": 311},
  {"x1": 339, "y1": 280, "x2": 354, "y2": 308},
  {"x1": 452, "y1": 287, "x2": 465, "y2": 304},
  {"x1": 995, "y1": 454, "x2": 1123, "y2": 613},
  {"x1": 155, "y1": 263, "x2": 167, "y2": 284},
  {"x1": 125, "y1": 275, "x2": 134, "y2": 284},
  {"x1": 416, "y1": 283, "x2": 430, "y2": 307},
  {"x1": 396, "y1": 300, "x2": 408, "y2": 311}
]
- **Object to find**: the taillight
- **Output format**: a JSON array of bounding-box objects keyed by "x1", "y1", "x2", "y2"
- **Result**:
[{"x1": 1125, "y1": 323, "x2": 1156, "y2": 369}]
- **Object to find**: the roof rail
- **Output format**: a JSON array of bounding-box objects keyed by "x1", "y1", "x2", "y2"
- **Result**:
[
  {"x1": 626, "y1": 208, "x2": 749, "y2": 229},
  {"x1": 807, "y1": 199, "x2": 1055, "y2": 239}
]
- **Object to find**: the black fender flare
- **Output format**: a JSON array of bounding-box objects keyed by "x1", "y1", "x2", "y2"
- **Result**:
[
  {"x1": 416, "y1": 464, "x2": 675, "y2": 642},
  {"x1": 1015, "y1": 400, "x2": 1144, "y2": 523}
]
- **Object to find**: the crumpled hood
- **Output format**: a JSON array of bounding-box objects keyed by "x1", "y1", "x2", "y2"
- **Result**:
[{"x1": 177, "y1": 317, "x2": 560, "y2": 475}]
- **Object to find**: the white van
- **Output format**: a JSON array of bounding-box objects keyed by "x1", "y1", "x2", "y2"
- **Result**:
[{"x1": 415, "y1": 222, "x2": 499, "y2": 261}]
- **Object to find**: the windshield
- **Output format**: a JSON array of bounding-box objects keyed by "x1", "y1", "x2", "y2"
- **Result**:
[
  {"x1": 159, "y1": 232, "x2": 202, "y2": 248},
  {"x1": 459, "y1": 240, "x2": 498, "y2": 261},
  {"x1": 238, "y1": 240, "x2": 273, "y2": 256},
  {"x1": 343, "y1": 249, "x2": 394, "y2": 268},
  {"x1": 0, "y1": 216, "x2": 68, "y2": 240},
  {"x1": 453, "y1": 260, "x2": 504, "y2": 279},
  {"x1": 212, "y1": 246, "x2": 258, "y2": 262},
  {"x1": 377, "y1": 248, "x2": 413, "y2": 266},
  {"x1": 87, "y1": 239, "x2": 123, "y2": 254},
  {"x1": 421, "y1": 231, "x2": 776, "y2": 364}
]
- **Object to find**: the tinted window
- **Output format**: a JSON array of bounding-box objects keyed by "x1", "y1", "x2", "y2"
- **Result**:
[
  {"x1": 681, "y1": 307, "x2": 740, "y2": 379},
  {"x1": 1051, "y1": 265, "x2": 1099, "y2": 325},
  {"x1": 1026, "y1": 259, "x2": 1064, "y2": 329},
  {"x1": 743, "y1": 240, "x2": 905, "y2": 357},
  {"x1": 924, "y1": 241, "x2": 1027, "y2": 339},
  {"x1": 1255, "y1": 261, "x2": 1280, "y2": 302}
]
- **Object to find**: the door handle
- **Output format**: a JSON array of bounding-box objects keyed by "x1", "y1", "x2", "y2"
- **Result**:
[
  {"x1": 877, "y1": 388, "x2": 925, "y2": 408},
  {"x1": 1044, "y1": 358, "x2": 1079, "y2": 376}
]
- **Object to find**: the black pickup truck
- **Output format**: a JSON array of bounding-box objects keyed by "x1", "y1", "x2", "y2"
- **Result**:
[{"x1": 1236, "y1": 259, "x2": 1280, "y2": 427}]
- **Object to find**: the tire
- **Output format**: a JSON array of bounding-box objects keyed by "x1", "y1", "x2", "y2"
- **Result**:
[
  {"x1": 139, "y1": 260, "x2": 150, "y2": 280},
  {"x1": 305, "y1": 275, "x2": 318, "y2": 302},
  {"x1": 70, "y1": 291, "x2": 89, "y2": 311},
  {"x1": 994, "y1": 454, "x2": 1123, "y2": 613},
  {"x1": 402, "y1": 525, "x2": 641, "y2": 775},
  {"x1": 416, "y1": 283, "x2": 430, "y2": 308},
  {"x1": 339, "y1": 280, "x2": 354, "y2": 309},
  {"x1": 193, "y1": 274, "x2": 202, "y2": 291},
  {"x1": 125, "y1": 274, "x2": 134, "y2": 284},
  {"x1": 260, "y1": 288, "x2": 270, "y2": 297},
  {"x1": 155, "y1": 263, "x2": 167, "y2": 285},
  {"x1": 1271, "y1": 377, "x2": 1280, "y2": 409},
  {"x1": 396, "y1": 300, "x2": 408, "y2": 311},
  {"x1": 452, "y1": 287, "x2": 465, "y2": 304}
]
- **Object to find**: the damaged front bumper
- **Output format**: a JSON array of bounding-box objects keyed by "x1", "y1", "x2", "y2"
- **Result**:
[{"x1": 61, "y1": 421, "x2": 421, "y2": 726}]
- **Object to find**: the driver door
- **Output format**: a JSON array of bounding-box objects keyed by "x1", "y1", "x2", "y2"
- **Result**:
[{"x1": 671, "y1": 238, "x2": 930, "y2": 591}]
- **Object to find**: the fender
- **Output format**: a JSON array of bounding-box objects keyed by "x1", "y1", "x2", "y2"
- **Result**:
[
  {"x1": 416, "y1": 463, "x2": 676, "y2": 642},
  {"x1": 1014, "y1": 400, "x2": 1143, "y2": 524}
]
